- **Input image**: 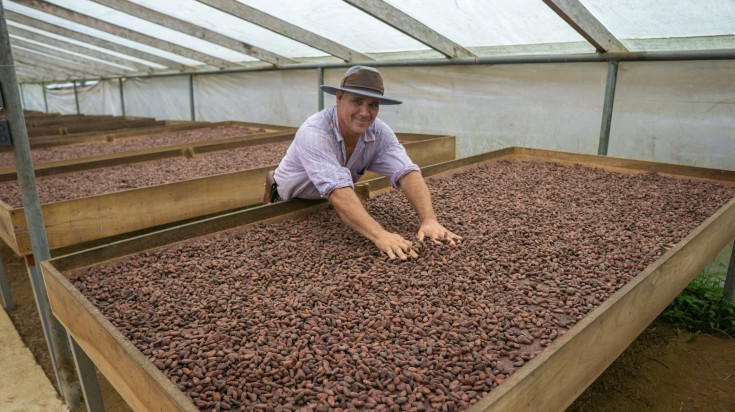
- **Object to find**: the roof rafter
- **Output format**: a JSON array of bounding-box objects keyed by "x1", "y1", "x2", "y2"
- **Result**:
[
  {"x1": 89, "y1": 0, "x2": 292, "y2": 66},
  {"x1": 13, "y1": 0, "x2": 235, "y2": 69},
  {"x1": 11, "y1": 38, "x2": 133, "y2": 74},
  {"x1": 14, "y1": 55, "x2": 95, "y2": 80},
  {"x1": 196, "y1": 0, "x2": 374, "y2": 62},
  {"x1": 342, "y1": 0, "x2": 476, "y2": 59},
  {"x1": 13, "y1": 48, "x2": 119, "y2": 77},
  {"x1": 8, "y1": 24, "x2": 153, "y2": 72},
  {"x1": 5, "y1": 10, "x2": 192, "y2": 71},
  {"x1": 542, "y1": 0, "x2": 628, "y2": 53}
]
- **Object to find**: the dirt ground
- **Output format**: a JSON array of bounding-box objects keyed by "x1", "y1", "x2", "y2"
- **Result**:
[{"x1": 3, "y1": 243, "x2": 734, "y2": 411}]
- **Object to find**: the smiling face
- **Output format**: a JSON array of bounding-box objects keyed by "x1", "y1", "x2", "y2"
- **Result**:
[{"x1": 335, "y1": 91, "x2": 380, "y2": 142}]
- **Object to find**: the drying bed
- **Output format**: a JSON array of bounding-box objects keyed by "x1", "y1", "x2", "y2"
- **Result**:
[
  {"x1": 0, "y1": 134, "x2": 455, "y2": 255},
  {"x1": 0, "y1": 141, "x2": 292, "y2": 207},
  {"x1": 42, "y1": 148, "x2": 735, "y2": 411},
  {"x1": 0, "y1": 124, "x2": 269, "y2": 168}
]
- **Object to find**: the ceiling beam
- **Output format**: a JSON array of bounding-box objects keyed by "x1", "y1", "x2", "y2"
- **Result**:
[
  {"x1": 8, "y1": 25, "x2": 153, "y2": 72},
  {"x1": 14, "y1": 57, "x2": 93, "y2": 80},
  {"x1": 196, "y1": 0, "x2": 374, "y2": 62},
  {"x1": 15, "y1": 63, "x2": 78, "y2": 82},
  {"x1": 342, "y1": 0, "x2": 475, "y2": 59},
  {"x1": 13, "y1": 48, "x2": 116, "y2": 77},
  {"x1": 89, "y1": 0, "x2": 292, "y2": 66},
  {"x1": 5, "y1": 10, "x2": 192, "y2": 71},
  {"x1": 13, "y1": 0, "x2": 235, "y2": 69},
  {"x1": 542, "y1": 0, "x2": 628, "y2": 53},
  {"x1": 11, "y1": 38, "x2": 132, "y2": 74}
]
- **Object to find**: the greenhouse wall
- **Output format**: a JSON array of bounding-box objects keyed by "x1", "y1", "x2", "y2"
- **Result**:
[{"x1": 19, "y1": 60, "x2": 735, "y2": 170}]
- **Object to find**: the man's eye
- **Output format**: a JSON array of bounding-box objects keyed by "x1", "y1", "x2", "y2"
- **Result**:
[{"x1": 369, "y1": 103, "x2": 380, "y2": 109}]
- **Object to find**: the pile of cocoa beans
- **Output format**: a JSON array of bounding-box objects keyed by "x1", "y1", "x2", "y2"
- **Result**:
[
  {"x1": 0, "y1": 125, "x2": 267, "y2": 168},
  {"x1": 71, "y1": 160, "x2": 735, "y2": 411}
]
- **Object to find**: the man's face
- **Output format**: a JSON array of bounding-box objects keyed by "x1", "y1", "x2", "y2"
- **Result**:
[{"x1": 336, "y1": 91, "x2": 380, "y2": 141}]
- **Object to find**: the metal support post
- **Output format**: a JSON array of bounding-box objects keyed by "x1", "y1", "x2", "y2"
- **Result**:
[
  {"x1": 69, "y1": 335, "x2": 106, "y2": 412},
  {"x1": 73, "y1": 80, "x2": 80, "y2": 115},
  {"x1": 42, "y1": 81, "x2": 48, "y2": 113},
  {"x1": 189, "y1": 73, "x2": 195, "y2": 121},
  {"x1": 0, "y1": 2, "x2": 82, "y2": 407},
  {"x1": 598, "y1": 60, "x2": 619, "y2": 156},
  {"x1": 118, "y1": 77, "x2": 125, "y2": 116},
  {"x1": 318, "y1": 67, "x2": 324, "y2": 111},
  {"x1": 0, "y1": 255, "x2": 14, "y2": 310},
  {"x1": 724, "y1": 241, "x2": 735, "y2": 302}
]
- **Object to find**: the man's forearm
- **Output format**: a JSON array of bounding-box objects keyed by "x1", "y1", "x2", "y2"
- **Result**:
[
  {"x1": 328, "y1": 187, "x2": 385, "y2": 242},
  {"x1": 400, "y1": 171, "x2": 437, "y2": 224}
]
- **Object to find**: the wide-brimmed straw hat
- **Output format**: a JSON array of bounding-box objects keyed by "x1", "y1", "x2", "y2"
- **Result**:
[{"x1": 321, "y1": 66, "x2": 402, "y2": 105}]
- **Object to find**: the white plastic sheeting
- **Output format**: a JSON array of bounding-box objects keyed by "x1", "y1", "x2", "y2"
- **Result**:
[
  {"x1": 18, "y1": 60, "x2": 734, "y2": 171},
  {"x1": 609, "y1": 60, "x2": 735, "y2": 170},
  {"x1": 18, "y1": 82, "x2": 44, "y2": 111}
]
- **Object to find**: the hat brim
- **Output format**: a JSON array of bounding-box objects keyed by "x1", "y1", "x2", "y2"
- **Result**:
[{"x1": 321, "y1": 85, "x2": 402, "y2": 105}]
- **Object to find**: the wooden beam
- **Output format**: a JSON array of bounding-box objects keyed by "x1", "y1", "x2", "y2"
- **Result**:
[
  {"x1": 542, "y1": 0, "x2": 628, "y2": 53},
  {"x1": 5, "y1": 10, "x2": 191, "y2": 71},
  {"x1": 11, "y1": 39, "x2": 131, "y2": 74},
  {"x1": 8, "y1": 25, "x2": 153, "y2": 73},
  {"x1": 13, "y1": 48, "x2": 119, "y2": 77},
  {"x1": 343, "y1": 0, "x2": 475, "y2": 59},
  {"x1": 14, "y1": 56, "x2": 96, "y2": 80},
  {"x1": 89, "y1": 0, "x2": 292, "y2": 66},
  {"x1": 13, "y1": 0, "x2": 235, "y2": 69},
  {"x1": 196, "y1": 0, "x2": 374, "y2": 62}
]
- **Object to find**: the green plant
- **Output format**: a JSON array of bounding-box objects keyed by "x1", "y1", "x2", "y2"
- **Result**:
[{"x1": 662, "y1": 268, "x2": 735, "y2": 336}]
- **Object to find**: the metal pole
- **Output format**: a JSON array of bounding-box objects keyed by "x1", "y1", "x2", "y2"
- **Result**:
[
  {"x1": 0, "y1": 2, "x2": 81, "y2": 407},
  {"x1": 73, "y1": 80, "x2": 80, "y2": 115},
  {"x1": 189, "y1": 73, "x2": 195, "y2": 121},
  {"x1": 0, "y1": 256, "x2": 13, "y2": 310},
  {"x1": 724, "y1": 241, "x2": 735, "y2": 302},
  {"x1": 42, "y1": 81, "x2": 48, "y2": 113},
  {"x1": 118, "y1": 77, "x2": 125, "y2": 116},
  {"x1": 69, "y1": 335, "x2": 106, "y2": 412},
  {"x1": 317, "y1": 67, "x2": 324, "y2": 111},
  {"x1": 598, "y1": 60, "x2": 619, "y2": 156}
]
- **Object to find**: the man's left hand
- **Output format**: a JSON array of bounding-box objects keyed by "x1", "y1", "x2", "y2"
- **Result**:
[{"x1": 417, "y1": 220, "x2": 462, "y2": 245}]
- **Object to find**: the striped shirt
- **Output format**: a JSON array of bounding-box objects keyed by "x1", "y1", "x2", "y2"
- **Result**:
[{"x1": 274, "y1": 106, "x2": 420, "y2": 200}]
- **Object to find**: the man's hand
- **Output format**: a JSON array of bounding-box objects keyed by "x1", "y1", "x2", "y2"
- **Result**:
[
  {"x1": 374, "y1": 231, "x2": 419, "y2": 260},
  {"x1": 417, "y1": 219, "x2": 463, "y2": 245}
]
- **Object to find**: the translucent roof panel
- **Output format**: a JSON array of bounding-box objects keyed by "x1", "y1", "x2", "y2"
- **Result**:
[
  {"x1": 383, "y1": 0, "x2": 590, "y2": 47},
  {"x1": 40, "y1": 0, "x2": 255, "y2": 63},
  {"x1": 6, "y1": 20, "x2": 167, "y2": 69},
  {"x1": 129, "y1": 0, "x2": 328, "y2": 59},
  {"x1": 5, "y1": 1, "x2": 203, "y2": 66},
  {"x1": 240, "y1": 0, "x2": 438, "y2": 55},
  {"x1": 583, "y1": 0, "x2": 735, "y2": 50}
]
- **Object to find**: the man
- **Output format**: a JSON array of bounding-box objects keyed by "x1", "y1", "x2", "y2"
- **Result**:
[{"x1": 265, "y1": 66, "x2": 461, "y2": 259}]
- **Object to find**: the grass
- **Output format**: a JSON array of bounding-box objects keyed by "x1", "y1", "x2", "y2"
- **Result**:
[{"x1": 661, "y1": 242, "x2": 735, "y2": 336}]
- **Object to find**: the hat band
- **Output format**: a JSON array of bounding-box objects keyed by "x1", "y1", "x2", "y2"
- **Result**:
[{"x1": 343, "y1": 86, "x2": 384, "y2": 96}]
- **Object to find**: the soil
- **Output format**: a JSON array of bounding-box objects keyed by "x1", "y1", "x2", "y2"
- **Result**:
[{"x1": 2, "y1": 243, "x2": 734, "y2": 411}]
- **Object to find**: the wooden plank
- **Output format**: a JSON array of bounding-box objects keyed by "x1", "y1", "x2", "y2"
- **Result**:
[
  {"x1": 543, "y1": 0, "x2": 628, "y2": 53},
  {"x1": 0, "y1": 202, "x2": 23, "y2": 256},
  {"x1": 14, "y1": 166, "x2": 273, "y2": 255},
  {"x1": 41, "y1": 261, "x2": 197, "y2": 412},
  {"x1": 27, "y1": 119, "x2": 165, "y2": 137},
  {"x1": 471, "y1": 195, "x2": 735, "y2": 411}
]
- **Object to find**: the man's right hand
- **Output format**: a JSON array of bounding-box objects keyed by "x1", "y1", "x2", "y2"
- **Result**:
[{"x1": 374, "y1": 231, "x2": 418, "y2": 260}]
